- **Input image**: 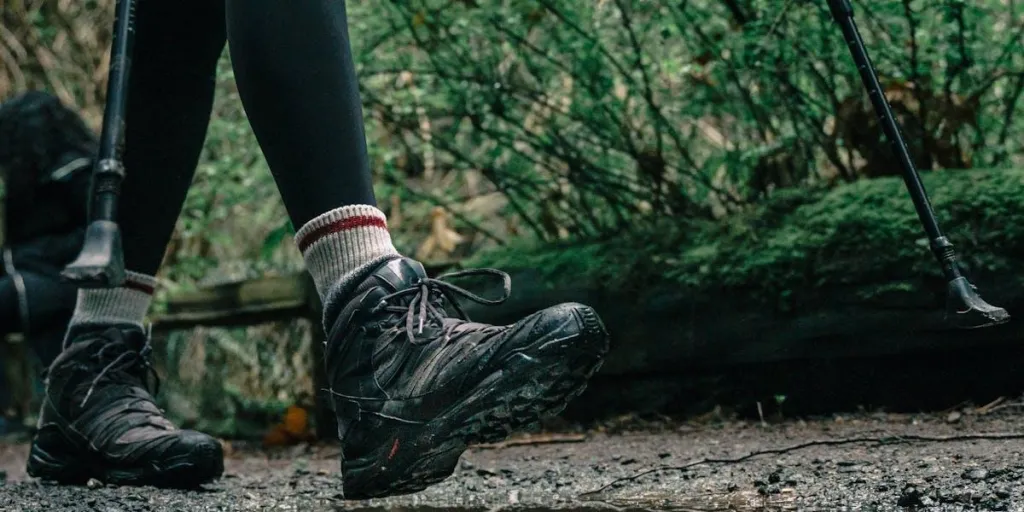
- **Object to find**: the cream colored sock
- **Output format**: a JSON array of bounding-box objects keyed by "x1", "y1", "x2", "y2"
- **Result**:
[
  {"x1": 66, "y1": 271, "x2": 156, "y2": 330},
  {"x1": 295, "y1": 205, "x2": 401, "y2": 325}
]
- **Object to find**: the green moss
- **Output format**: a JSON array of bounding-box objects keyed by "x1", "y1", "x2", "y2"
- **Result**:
[{"x1": 470, "y1": 168, "x2": 1024, "y2": 300}]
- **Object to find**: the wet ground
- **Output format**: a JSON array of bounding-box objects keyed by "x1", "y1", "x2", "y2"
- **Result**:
[{"x1": 5, "y1": 407, "x2": 1024, "y2": 511}]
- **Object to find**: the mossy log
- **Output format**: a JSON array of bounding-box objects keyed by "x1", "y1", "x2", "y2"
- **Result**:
[
  {"x1": 464, "y1": 168, "x2": 1024, "y2": 417},
  {"x1": 151, "y1": 168, "x2": 1024, "y2": 422}
]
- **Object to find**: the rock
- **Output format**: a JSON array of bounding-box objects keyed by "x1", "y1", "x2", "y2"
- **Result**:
[
  {"x1": 963, "y1": 468, "x2": 988, "y2": 481},
  {"x1": 460, "y1": 459, "x2": 475, "y2": 470},
  {"x1": 946, "y1": 411, "x2": 962, "y2": 423},
  {"x1": 937, "y1": 488, "x2": 953, "y2": 502},
  {"x1": 86, "y1": 478, "x2": 103, "y2": 490},
  {"x1": 898, "y1": 486, "x2": 922, "y2": 507}
]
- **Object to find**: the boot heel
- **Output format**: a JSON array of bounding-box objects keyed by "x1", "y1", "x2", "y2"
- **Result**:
[{"x1": 26, "y1": 428, "x2": 90, "y2": 484}]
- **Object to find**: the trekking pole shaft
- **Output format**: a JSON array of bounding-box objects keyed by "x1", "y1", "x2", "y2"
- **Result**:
[
  {"x1": 91, "y1": 0, "x2": 136, "y2": 221},
  {"x1": 827, "y1": 0, "x2": 959, "y2": 280},
  {"x1": 61, "y1": 0, "x2": 135, "y2": 288}
]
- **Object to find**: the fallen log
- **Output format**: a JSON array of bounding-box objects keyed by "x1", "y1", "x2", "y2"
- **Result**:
[{"x1": 149, "y1": 168, "x2": 1024, "y2": 429}]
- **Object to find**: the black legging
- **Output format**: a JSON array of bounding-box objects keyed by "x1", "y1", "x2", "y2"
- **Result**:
[
  {"x1": 121, "y1": 0, "x2": 376, "y2": 275},
  {"x1": 1, "y1": 271, "x2": 76, "y2": 365},
  {"x1": 0, "y1": 276, "x2": 21, "y2": 337},
  {"x1": 1, "y1": 273, "x2": 74, "y2": 414}
]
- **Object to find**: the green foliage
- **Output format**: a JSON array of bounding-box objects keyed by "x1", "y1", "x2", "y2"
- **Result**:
[
  {"x1": 358, "y1": 0, "x2": 1024, "y2": 242},
  {"x1": 470, "y1": 168, "x2": 1024, "y2": 300}
]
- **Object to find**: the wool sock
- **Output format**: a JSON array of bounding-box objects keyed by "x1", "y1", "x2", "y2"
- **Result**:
[
  {"x1": 295, "y1": 205, "x2": 401, "y2": 328},
  {"x1": 65, "y1": 271, "x2": 156, "y2": 340}
]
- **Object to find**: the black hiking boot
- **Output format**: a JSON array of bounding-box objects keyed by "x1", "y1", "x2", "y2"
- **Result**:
[
  {"x1": 326, "y1": 257, "x2": 609, "y2": 499},
  {"x1": 26, "y1": 327, "x2": 224, "y2": 488}
]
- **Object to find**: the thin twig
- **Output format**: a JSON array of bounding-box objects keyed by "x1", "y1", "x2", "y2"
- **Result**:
[
  {"x1": 473, "y1": 433, "x2": 588, "y2": 450},
  {"x1": 578, "y1": 432, "x2": 1024, "y2": 499}
]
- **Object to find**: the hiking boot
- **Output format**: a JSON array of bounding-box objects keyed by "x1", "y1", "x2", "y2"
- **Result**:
[
  {"x1": 326, "y1": 257, "x2": 609, "y2": 498},
  {"x1": 26, "y1": 326, "x2": 224, "y2": 488}
]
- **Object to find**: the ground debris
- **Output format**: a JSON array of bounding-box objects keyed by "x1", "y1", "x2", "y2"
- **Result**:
[{"x1": 6, "y1": 411, "x2": 1024, "y2": 510}]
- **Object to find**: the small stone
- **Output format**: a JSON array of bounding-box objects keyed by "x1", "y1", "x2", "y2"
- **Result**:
[
  {"x1": 898, "y1": 486, "x2": 922, "y2": 507},
  {"x1": 768, "y1": 472, "x2": 781, "y2": 484},
  {"x1": 508, "y1": 490, "x2": 520, "y2": 505},
  {"x1": 460, "y1": 459, "x2": 475, "y2": 470},
  {"x1": 963, "y1": 468, "x2": 988, "y2": 481},
  {"x1": 946, "y1": 411, "x2": 962, "y2": 423},
  {"x1": 920, "y1": 496, "x2": 935, "y2": 507},
  {"x1": 996, "y1": 489, "x2": 1011, "y2": 499},
  {"x1": 87, "y1": 478, "x2": 103, "y2": 489}
]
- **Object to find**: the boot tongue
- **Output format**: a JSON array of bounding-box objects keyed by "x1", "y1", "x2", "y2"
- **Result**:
[
  {"x1": 65, "y1": 328, "x2": 150, "y2": 397},
  {"x1": 372, "y1": 257, "x2": 428, "y2": 294}
]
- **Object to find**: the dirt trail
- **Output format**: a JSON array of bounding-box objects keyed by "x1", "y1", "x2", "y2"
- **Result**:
[{"x1": 5, "y1": 410, "x2": 1024, "y2": 511}]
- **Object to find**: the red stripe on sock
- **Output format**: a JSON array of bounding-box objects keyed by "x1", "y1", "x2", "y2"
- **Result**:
[
  {"x1": 297, "y1": 215, "x2": 388, "y2": 252},
  {"x1": 123, "y1": 278, "x2": 155, "y2": 295}
]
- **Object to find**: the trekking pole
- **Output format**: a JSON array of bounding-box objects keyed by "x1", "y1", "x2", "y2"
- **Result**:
[
  {"x1": 826, "y1": 0, "x2": 1009, "y2": 329},
  {"x1": 62, "y1": 0, "x2": 136, "y2": 288}
]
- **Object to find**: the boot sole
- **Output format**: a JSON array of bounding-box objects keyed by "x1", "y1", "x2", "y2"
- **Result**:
[
  {"x1": 26, "y1": 435, "x2": 224, "y2": 489},
  {"x1": 341, "y1": 303, "x2": 610, "y2": 499}
]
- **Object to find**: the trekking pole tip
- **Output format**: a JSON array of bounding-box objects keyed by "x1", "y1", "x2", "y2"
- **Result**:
[
  {"x1": 61, "y1": 220, "x2": 127, "y2": 288},
  {"x1": 945, "y1": 276, "x2": 1010, "y2": 329}
]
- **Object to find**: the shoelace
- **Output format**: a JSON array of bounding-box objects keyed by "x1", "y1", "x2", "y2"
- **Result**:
[
  {"x1": 370, "y1": 268, "x2": 512, "y2": 344},
  {"x1": 80, "y1": 328, "x2": 161, "y2": 407}
]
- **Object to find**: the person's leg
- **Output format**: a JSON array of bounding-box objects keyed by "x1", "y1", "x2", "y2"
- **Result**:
[
  {"x1": 0, "y1": 276, "x2": 21, "y2": 337},
  {"x1": 67, "y1": 1, "x2": 229, "y2": 335},
  {"x1": 225, "y1": 0, "x2": 610, "y2": 499},
  {"x1": 225, "y1": 0, "x2": 376, "y2": 227},
  {"x1": 225, "y1": 0, "x2": 395, "y2": 318},
  {"x1": 17, "y1": 272, "x2": 76, "y2": 367},
  {"x1": 0, "y1": 277, "x2": 21, "y2": 425},
  {"x1": 26, "y1": 1, "x2": 227, "y2": 489}
]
